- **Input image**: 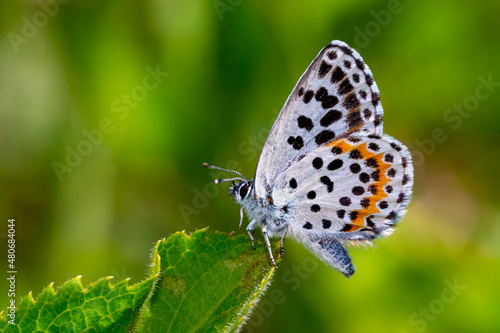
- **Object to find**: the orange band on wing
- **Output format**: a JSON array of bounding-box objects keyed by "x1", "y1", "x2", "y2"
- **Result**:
[{"x1": 328, "y1": 139, "x2": 391, "y2": 230}]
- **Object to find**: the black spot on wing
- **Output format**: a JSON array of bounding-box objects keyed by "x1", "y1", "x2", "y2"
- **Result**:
[
  {"x1": 359, "y1": 173, "x2": 370, "y2": 183},
  {"x1": 355, "y1": 58, "x2": 365, "y2": 70},
  {"x1": 320, "y1": 110, "x2": 342, "y2": 127},
  {"x1": 287, "y1": 136, "x2": 304, "y2": 150},
  {"x1": 366, "y1": 75, "x2": 374, "y2": 86},
  {"x1": 387, "y1": 168, "x2": 397, "y2": 178},
  {"x1": 352, "y1": 186, "x2": 365, "y2": 196},
  {"x1": 350, "y1": 163, "x2": 361, "y2": 174},
  {"x1": 386, "y1": 211, "x2": 397, "y2": 220},
  {"x1": 390, "y1": 142, "x2": 402, "y2": 151},
  {"x1": 338, "y1": 45, "x2": 353, "y2": 56},
  {"x1": 339, "y1": 197, "x2": 351, "y2": 206},
  {"x1": 327, "y1": 51, "x2": 337, "y2": 60},
  {"x1": 297, "y1": 115, "x2": 314, "y2": 131},
  {"x1": 321, "y1": 95, "x2": 338, "y2": 109},
  {"x1": 327, "y1": 159, "x2": 343, "y2": 171},
  {"x1": 320, "y1": 176, "x2": 334, "y2": 192},
  {"x1": 368, "y1": 143, "x2": 380, "y2": 151},
  {"x1": 303, "y1": 90, "x2": 314, "y2": 103},
  {"x1": 365, "y1": 158, "x2": 379, "y2": 168},
  {"x1": 331, "y1": 67, "x2": 345, "y2": 83},
  {"x1": 349, "y1": 149, "x2": 362, "y2": 159},
  {"x1": 340, "y1": 224, "x2": 352, "y2": 232},
  {"x1": 372, "y1": 92, "x2": 381, "y2": 106},
  {"x1": 347, "y1": 137, "x2": 361, "y2": 143},
  {"x1": 294, "y1": 137, "x2": 304, "y2": 149},
  {"x1": 312, "y1": 157, "x2": 323, "y2": 169},
  {"x1": 349, "y1": 211, "x2": 359, "y2": 221},
  {"x1": 331, "y1": 146, "x2": 343, "y2": 155},
  {"x1": 307, "y1": 191, "x2": 316, "y2": 199},
  {"x1": 318, "y1": 61, "x2": 332, "y2": 78},
  {"x1": 315, "y1": 130, "x2": 335, "y2": 146},
  {"x1": 315, "y1": 87, "x2": 328, "y2": 101},
  {"x1": 346, "y1": 110, "x2": 363, "y2": 130},
  {"x1": 338, "y1": 79, "x2": 354, "y2": 96},
  {"x1": 360, "y1": 198, "x2": 370, "y2": 208},
  {"x1": 343, "y1": 93, "x2": 360, "y2": 109}
]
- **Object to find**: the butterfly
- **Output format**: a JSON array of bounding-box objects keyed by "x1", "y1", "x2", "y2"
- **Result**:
[{"x1": 204, "y1": 40, "x2": 414, "y2": 277}]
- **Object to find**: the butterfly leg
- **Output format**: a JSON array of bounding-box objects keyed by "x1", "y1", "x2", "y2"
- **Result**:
[
  {"x1": 262, "y1": 225, "x2": 278, "y2": 268},
  {"x1": 238, "y1": 207, "x2": 244, "y2": 233},
  {"x1": 246, "y1": 220, "x2": 257, "y2": 250},
  {"x1": 280, "y1": 237, "x2": 285, "y2": 258}
]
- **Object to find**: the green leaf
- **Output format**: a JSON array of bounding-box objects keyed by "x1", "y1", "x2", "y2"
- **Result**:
[
  {"x1": 0, "y1": 229, "x2": 279, "y2": 332},
  {"x1": 0, "y1": 275, "x2": 158, "y2": 333},
  {"x1": 134, "y1": 228, "x2": 280, "y2": 332}
]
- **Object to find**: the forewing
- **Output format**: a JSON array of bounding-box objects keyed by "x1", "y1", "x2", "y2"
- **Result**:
[
  {"x1": 255, "y1": 40, "x2": 384, "y2": 197},
  {"x1": 272, "y1": 135, "x2": 413, "y2": 241}
]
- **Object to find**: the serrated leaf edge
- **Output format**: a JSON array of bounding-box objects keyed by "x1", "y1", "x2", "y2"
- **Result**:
[
  {"x1": 224, "y1": 266, "x2": 276, "y2": 333},
  {"x1": 0, "y1": 274, "x2": 159, "y2": 327}
]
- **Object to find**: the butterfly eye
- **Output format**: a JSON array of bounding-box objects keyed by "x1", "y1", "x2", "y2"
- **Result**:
[{"x1": 239, "y1": 184, "x2": 249, "y2": 199}]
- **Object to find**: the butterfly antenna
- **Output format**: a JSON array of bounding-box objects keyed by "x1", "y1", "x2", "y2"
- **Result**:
[{"x1": 202, "y1": 163, "x2": 248, "y2": 184}]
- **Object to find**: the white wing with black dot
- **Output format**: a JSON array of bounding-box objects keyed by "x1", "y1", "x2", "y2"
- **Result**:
[
  {"x1": 255, "y1": 40, "x2": 384, "y2": 198},
  {"x1": 269, "y1": 134, "x2": 413, "y2": 276},
  {"x1": 272, "y1": 135, "x2": 413, "y2": 239}
]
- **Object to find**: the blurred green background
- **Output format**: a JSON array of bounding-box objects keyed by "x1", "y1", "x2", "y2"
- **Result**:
[{"x1": 1, "y1": 0, "x2": 500, "y2": 332}]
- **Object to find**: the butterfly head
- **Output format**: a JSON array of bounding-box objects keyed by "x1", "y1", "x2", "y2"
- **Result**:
[
  {"x1": 228, "y1": 179, "x2": 254, "y2": 203},
  {"x1": 202, "y1": 162, "x2": 252, "y2": 203}
]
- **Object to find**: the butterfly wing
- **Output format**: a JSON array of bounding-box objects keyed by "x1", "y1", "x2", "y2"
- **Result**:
[
  {"x1": 249, "y1": 40, "x2": 413, "y2": 276},
  {"x1": 255, "y1": 40, "x2": 384, "y2": 198},
  {"x1": 273, "y1": 135, "x2": 413, "y2": 237},
  {"x1": 273, "y1": 135, "x2": 413, "y2": 276}
]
